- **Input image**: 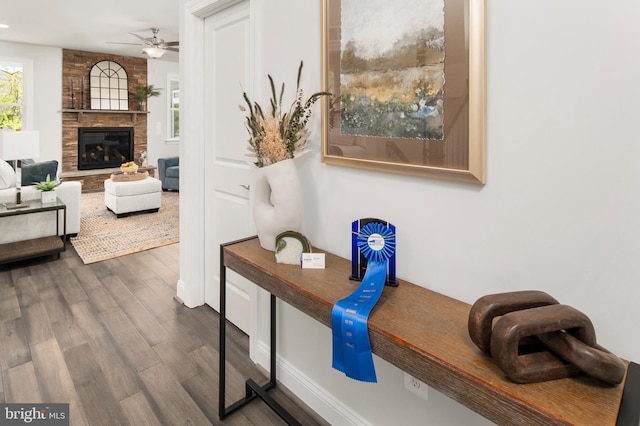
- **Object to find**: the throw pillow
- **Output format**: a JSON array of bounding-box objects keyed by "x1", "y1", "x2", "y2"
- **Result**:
[
  {"x1": 0, "y1": 160, "x2": 17, "y2": 189},
  {"x1": 21, "y1": 160, "x2": 59, "y2": 186}
]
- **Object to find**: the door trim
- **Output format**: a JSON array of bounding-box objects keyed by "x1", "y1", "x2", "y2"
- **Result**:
[
  {"x1": 179, "y1": 0, "x2": 256, "y2": 307},
  {"x1": 180, "y1": 0, "x2": 263, "y2": 359}
]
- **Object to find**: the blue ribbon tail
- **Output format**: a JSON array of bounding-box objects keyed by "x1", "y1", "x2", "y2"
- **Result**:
[
  {"x1": 331, "y1": 260, "x2": 387, "y2": 383},
  {"x1": 331, "y1": 302, "x2": 346, "y2": 373}
]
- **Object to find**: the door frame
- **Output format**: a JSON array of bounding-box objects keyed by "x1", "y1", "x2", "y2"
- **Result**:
[
  {"x1": 179, "y1": 0, "x2": 263, "y2": 358},
  {"x1": 203, "y1": 1, "x2": 255, "y2": 336}
]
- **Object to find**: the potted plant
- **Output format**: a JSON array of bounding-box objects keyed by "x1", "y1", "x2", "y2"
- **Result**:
[
  {"x1": 240, "y1": 61, "x2": 331, "y2": 250},
  {"x1": 132, "y1": 83, "x2": 161, "y2": 111},
  {"x1": 35, "y1": 174, "x2": 61, "y2": 203}
]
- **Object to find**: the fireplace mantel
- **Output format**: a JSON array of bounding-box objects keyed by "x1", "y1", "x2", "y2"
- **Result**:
[{"x1": 62, "y1": 109, "x2": 149, "y2": 123}]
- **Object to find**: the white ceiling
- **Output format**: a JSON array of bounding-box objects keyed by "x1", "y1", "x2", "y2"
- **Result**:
[{"x1": 0, "y1": 0, "x2": 180, "y2": 61}]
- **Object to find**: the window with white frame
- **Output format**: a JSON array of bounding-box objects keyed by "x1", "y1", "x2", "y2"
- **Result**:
[
  {"x1": 0, "y1": 62, "x2": 24, "y2": 130},
  {"x1": 168, "y1": 76, "x2": 179, "y2": 140}
]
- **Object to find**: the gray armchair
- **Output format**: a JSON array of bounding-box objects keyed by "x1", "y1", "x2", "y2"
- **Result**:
[{"x1": 158, "y1": 157, "x2": 179, "y2": 191}]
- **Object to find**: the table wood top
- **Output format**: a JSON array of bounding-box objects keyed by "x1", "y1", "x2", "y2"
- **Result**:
[{"x1": 223, "y1": 237, "x2": 626, "y2": 425}]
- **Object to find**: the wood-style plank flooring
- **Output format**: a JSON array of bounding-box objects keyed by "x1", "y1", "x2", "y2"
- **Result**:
[{"x1": 0, "y1": 244, "x2": 328, "y2": 426}]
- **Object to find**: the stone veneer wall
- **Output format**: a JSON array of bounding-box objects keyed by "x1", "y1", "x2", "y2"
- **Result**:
[{"x1": 61, "y1": 49, "x2": 148, "y2": 191}]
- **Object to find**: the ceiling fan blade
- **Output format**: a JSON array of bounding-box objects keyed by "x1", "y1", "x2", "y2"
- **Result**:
[
  {"x1": 128, "y1": 32, "x2": 147, "y2": 42},
  {"x1": 106, "y1": 41, "x2": 141, "y2": 46},
  {"x1": 164, "y1": 41, "x2": 179, "y2": 47},
  {"x1": 165, "y1": 47, "x2": 179, "y2": 52}
]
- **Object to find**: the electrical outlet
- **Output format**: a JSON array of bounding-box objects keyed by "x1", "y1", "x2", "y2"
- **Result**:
[{"x1": 404, "y1": 373, "x2": 429, "y2": 400}]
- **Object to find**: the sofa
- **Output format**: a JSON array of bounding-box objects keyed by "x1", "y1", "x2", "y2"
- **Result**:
[
  {"x1": 1, "y1": 159, "x2": 82, "y2": 245},
  {"x1": 158, "y1": 157, "x2": 179, "y2": 191}
]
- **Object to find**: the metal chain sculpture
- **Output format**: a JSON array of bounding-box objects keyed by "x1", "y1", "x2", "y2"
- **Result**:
[{"x1": 468, "y1": 290, "x2": 626, "y2": 385}]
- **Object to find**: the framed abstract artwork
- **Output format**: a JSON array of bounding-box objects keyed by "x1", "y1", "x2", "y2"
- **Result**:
[{"x1": 320, "y1": 0, "x2": 486, "y2": 184}]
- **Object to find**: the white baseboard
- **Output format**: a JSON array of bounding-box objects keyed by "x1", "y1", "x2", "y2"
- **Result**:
[{"x1": 255, "y1": 341, "x2": 372, "y2": 426}]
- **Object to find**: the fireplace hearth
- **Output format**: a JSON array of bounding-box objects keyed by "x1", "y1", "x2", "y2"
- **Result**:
[{"x1": 78, "y1": 127, "x2": 134, "y2": 170}]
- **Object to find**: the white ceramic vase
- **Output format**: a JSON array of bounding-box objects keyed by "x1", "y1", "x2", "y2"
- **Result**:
[{"x1": 252, "y1": 159, "x2": 302, "y2": 251}]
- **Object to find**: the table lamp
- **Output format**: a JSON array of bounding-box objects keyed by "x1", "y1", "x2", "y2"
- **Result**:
[{"x1": 0, "y1": 130, "x2": 40, "y2": 209}]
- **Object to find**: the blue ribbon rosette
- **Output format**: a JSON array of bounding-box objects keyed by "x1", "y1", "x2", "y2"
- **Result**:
[{"x1": 331, "y1": 221, "x2": 396, "y2": 382}]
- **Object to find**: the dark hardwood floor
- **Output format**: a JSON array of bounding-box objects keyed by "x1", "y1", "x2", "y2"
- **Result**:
[{"x1": 0, "y1": 244, "x2": 328, "y2": 426}]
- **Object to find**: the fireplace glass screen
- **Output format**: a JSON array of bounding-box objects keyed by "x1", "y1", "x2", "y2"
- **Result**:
[{"x1": 78, "y1": 127, "x2": 134, "y2": 170}]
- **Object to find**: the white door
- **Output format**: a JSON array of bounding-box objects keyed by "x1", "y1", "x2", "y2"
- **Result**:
[{"x1": 203, "y1": 1, "x2": 256, "y2": 335}]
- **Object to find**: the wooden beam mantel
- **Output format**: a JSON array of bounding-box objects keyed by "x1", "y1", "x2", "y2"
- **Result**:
[
  {"x1": 223, "y1": 238, "x2": 627, "y2": 425},
  {"x1": 61, "y1": 109, "x2": 149, "y2": 123}
]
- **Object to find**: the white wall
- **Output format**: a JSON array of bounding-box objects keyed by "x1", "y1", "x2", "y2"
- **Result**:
[
  {"x1": 182, "y1": 0, "x2": 640, "y2": 424},
  {"x1": 146, "y1": 59, "x2": 180, "y2": 167},
  {"x1": 0, "y1": 41, "x2": 62, "y2": 171}
]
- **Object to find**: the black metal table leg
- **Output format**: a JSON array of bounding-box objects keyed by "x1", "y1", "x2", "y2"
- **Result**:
[
  {"x1": 219, "y1": 241, "x2": 227, "y2": 419},
  {"x1": 219, "y1": 237, "x2": 301, "y2": 426}
]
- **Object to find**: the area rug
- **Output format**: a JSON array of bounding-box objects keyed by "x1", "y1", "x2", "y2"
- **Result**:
[{"x1": 70, "y1": 191, "x2": 179, "y2": 264}]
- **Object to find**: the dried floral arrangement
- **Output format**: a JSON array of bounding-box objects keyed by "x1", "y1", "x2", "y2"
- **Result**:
[{"x1": 241, "y1": 61, "x2": 331, "y2": 167}]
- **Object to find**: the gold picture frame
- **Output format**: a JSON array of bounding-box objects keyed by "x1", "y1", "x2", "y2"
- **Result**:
[{"x1": 321, "y1": 0, "x2": 486, "y2": 184}]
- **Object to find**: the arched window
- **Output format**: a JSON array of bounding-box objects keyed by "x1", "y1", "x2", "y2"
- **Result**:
[{"x1": 89, "y1": 60, "x2": 128, "y2": 110}]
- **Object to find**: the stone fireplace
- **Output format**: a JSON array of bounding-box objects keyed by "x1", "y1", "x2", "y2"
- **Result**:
[{"x1": 61, "y1": 49, "x2": 148, "y2": 191}]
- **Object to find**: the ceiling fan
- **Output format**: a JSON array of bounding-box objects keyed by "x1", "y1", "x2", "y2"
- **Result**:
[{"x1": 109, "y1": 28, "x2": 178, "y2": 59}]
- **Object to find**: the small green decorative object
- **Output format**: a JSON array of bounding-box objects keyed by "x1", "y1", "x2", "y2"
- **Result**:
[{"x1": 275, "y1": 231, "x2": 311, "y2": 265}]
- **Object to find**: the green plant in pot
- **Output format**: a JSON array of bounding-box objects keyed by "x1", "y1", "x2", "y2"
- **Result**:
[
  {"x1": 132, "y1": 83, "x2": 161, "y2": 111},
  {"x1": 35, "y1": 174, "x2": 61, "y2": 204}
]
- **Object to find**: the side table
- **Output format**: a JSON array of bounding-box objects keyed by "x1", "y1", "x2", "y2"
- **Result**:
[
  {"x1": 0, "y1": 198, "x2": 67, "y2": 265},
  {"x1": 141, "y1": 165, "x2": 158, "y2": 179}
]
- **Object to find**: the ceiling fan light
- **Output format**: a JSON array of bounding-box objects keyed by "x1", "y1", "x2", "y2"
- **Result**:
[{"x1": 143, "y1": 46, "x2": 166, "y2": 59}]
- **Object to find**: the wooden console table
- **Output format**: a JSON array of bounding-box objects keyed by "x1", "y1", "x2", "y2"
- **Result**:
[{"x1": 219, "y1": 237, "x2": 636, "y2": 425}]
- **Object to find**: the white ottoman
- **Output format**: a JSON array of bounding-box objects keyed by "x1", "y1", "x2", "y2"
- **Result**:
[{"x1": 104, "y1": 177, "x2": 162, "y2": 218}]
